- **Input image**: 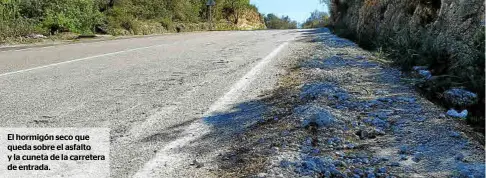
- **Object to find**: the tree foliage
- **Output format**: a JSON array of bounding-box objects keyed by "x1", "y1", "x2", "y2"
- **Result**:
[
  {"x1": 0, "y1": 0, "x2": 261, "y2": 41},
  {"x1": 302, "y1": 10, "x2": 330, "y2": 29},
  {"x1": 264, "y1": 14, "x2": 297, "y2": 29}
]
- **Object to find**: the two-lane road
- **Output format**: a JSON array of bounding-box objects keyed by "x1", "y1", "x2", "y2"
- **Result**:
[{"x1": 0, "y1": 29, "x2": 306, "y2": 177}]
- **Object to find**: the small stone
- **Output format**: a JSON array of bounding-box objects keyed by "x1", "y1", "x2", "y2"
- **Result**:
[
  {"x1": 304, "y1": 138, "x2": 312, "y2": 145},
  {"x1": 334, "y1": 160, "x2": 347, "y2": 167},
  {"x1": 371, "y1": 118, "x2": 388, "y2": 127},
  {"x1": 257, "y1": 173, "x2": 267, "y2": 178},
  {"x1": 415, "y1": 117, "x2": 426, "y2": 122},
  {"x1": 26, "y1": 33, "x2": 47, "y2": 39},
  {"x1": 450, "y1": 131, "x2": 461, "y2": 138},
  {"x1": 190, "y1": 159, "x2": 203, "y2": 168},
  {"x1": 400, "y1": 155, "x2": 408, "y2": 160},
  {"x1": 418, "y1": 70, "x2": 432, "y2": 79},
  {"x1": 296, "y1": 105, "x2": 335, "y2": 127},
  {"x1": 354, "y1": 168, "x2": 364, "y2": 175},
  {"x1": 455, "y1": 153, "x2": 465, "y2": 161},
  {"x1": 378, "y1": 167, "x2": 387, "y2": 173},
  {"x1": 335, "y1": 151, "x2": 345, "y2": 157},
  {"x1": 272, "y1": 147, "x2": 279, "y2": 153},
  {"x1": 280, "y1": 160, "x2": 291, "y2": 168},
  {"x1": 412, "y1": 66, "x2": 428, "y2": 71},
  {"x1": 398, "y1": 145, "x2": 409, "y2": 154},
  {"x1": 390, "y1": 162, "x2": 400, "y2": 167},
  {"x1": 346, "y1": 143, "x2": 356, "y2": 149},
  {"x1": 330, "y1": 167, "x2": 343, "y2": 176},
  {"x1": 447, "y1": 109, "x2": 468, "y2": 119},
  {"x1": 374, "y1": 128, "x2": 386, "y2": 135},
  {"x1": 367, "y1": 173, "x2": 376, "y2": 178},
  {"x1": 412, "y1": 152, "x2": 425, "y2": 162},
  {"x1": 439, "y1": 113, "x2": 446, "y2": 118},
  {"x1": 357, "y1": 129, "x2": 369, "y2": 140},
  {"x1": 370, "y1": 157, "x2": 380, "y2": 165},
  {"x1": 324, "y1": 171, "x2": 331, "y2": 177}
]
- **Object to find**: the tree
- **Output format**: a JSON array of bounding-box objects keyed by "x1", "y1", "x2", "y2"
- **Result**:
[
  {"x1": 264, "y1": 14, "x2": 297, "y2": 29},
  {"x1": 224, "y1": 0, "x2": 249, "y2": 24},
  {"x1": 302, "y1": 10, "x2": 329, "y2": 29}
]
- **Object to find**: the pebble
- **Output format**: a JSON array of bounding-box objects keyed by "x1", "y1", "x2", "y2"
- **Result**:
[
  {"x1": 398, "y1": 145, "x2": 409, "y2": 154},
  {"x1": 335, "y1": 151, "x2": 345, "y2": 157},
  {"x1": 345, "y1": 143, "x2": 356, "y2": 149},
  {"x1": 281, "y1": 130, "x2": 290, "y2": 136},
  {"x1": 354, "y1": 168, "x2": 364, "y2": 175},
  {"x1": 334, "y1": 160, "x2": 347, "y2": 167},
  {"x1": 367, "y1": 173, "x2": 376, "y2": 178},
  {"x1": 400, "y1": 155, "x2": 408, "y2": 160},
  {"x1": 450, "y1": 131, "x2": 461, "y2": 138},
  {"x1": 257, "y1": 173, "x2": 267, "y2": 178},
  {"x1": 455, "y1": 153, "x2": 465, "y2": 161},
  {"x1": 418, "y1": 70, "x2": 432, "y2": 79},
  {"x1": 390, "y1": 162, "x2": 400, "y2": 167},
  {"x1": 280, "y1": 160, "x2": 291, "y2": 168},
  {"x1": 324, "y1": 171, "x2": 331, "y2": 177},
  {"x1": 415, "y1": 117, "x2": 426, "y2": 122},
  {"x1": 413, "y1": 66, "x2": 428, "y2": 71},
  {"x1": 447, "y1": 109, "x2": 468, "y2": 119},
  {"x1": 378, "y1": 167, "x2": 387, "y2": 173},
  {"x1": 412, "y1": 152, "x2": 425, "y2": 162}
]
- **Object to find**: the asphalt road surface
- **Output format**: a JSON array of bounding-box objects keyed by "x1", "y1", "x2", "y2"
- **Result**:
[{"x1": 0, "y1": 29, "x2": 307, "y2": 177}]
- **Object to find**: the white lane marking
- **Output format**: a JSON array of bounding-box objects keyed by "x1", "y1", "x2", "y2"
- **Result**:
[
  {"x1": 0, "y1": 44, "x2": 168, "y2": 77},
  {"x1": 206, "y1": 42, "x2": 288, "y2": 114},
  {"x1": 0, "y1": 35, "x2": 166, "y2": 53},
  {"x1": 133, "y1": 42, "x2": 289, "y2": 178},
  {"x1": 0, "y1": 45, "x2": 56, "y2": 53}
]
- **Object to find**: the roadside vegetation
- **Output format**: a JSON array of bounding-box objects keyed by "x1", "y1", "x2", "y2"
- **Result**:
[
  {"x1": 0, "y1": 0, "x2": 266, "y2": 44},
  {"x1": 302, "y1": 10, "x2": 330, "y2": 29},
  {"x1": 263, "y1": 14, "x2": 298, "y2": 29}
]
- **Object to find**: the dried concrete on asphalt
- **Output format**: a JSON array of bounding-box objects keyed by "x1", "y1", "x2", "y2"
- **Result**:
[{"x1": 215, "y1": 29, "x2": 485, "y2": 178}]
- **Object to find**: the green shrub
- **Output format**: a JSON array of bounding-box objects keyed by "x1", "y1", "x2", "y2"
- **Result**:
[
  {"x1": 264, "y1": 14, "x2": 297, "y2": 29},
  {"x1": 303, "y1": 10, "x2": 330, "y2": 29}
]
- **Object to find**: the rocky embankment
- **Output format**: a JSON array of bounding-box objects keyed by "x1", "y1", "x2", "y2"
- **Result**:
[
  {"x1": 216, "y1": 29, "x2": 485, "y2": 178},
  {"x1": 328, "y1": 0, "x2": 485, "y2": 122}
]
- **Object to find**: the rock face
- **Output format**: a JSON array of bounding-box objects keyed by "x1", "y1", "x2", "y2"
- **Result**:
[
  {"x1": 330, "y1": 0, "x2": 484, "y2": 57},
  {"x1": 236, "y1": 9, "x2": 266, "y2": 30},
  {"x1": 329, "y1": 0, "x2": 484, "y2": 116}
]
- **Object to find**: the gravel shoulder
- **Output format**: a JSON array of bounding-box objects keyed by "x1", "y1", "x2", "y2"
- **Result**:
[{"x1": 214, "y1": 28, "x2": 485, "y2": 178}]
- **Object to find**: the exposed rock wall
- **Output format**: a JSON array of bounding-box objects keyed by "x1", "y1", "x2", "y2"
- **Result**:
[
  {"x1": 330, "y1": 0, "x2": 485, "y2": 118},
  {"x1": 236, "y1": 9, "x2": 267, "y2": 30}
]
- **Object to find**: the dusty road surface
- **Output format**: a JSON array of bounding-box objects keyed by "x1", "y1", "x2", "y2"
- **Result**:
[{"x1": 0, "y1": 30, "x2": 308, "y2": 177}]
